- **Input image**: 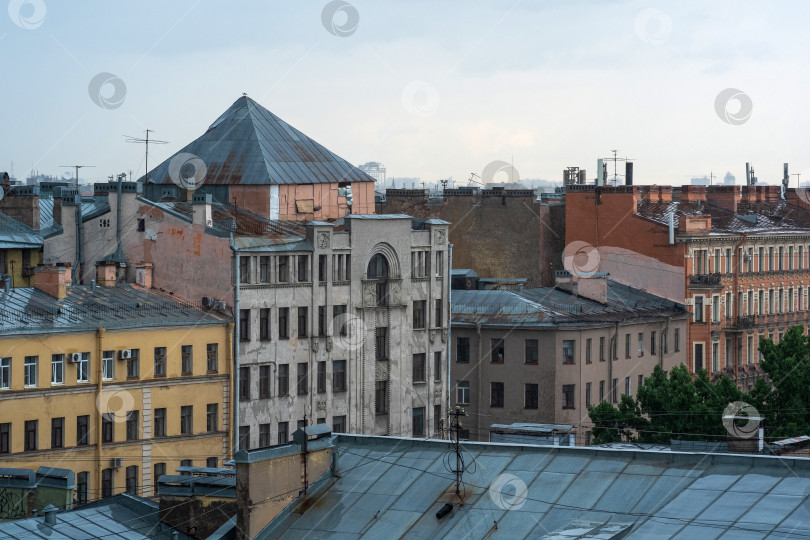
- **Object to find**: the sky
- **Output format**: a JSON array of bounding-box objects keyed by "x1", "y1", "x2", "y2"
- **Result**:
[{"x1": 2, "y1": 0, "x2": 810, "y2": 187}]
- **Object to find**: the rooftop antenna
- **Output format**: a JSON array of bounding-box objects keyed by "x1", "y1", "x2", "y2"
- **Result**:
[
  {"x1": 449, "y1": 406, "x2": 468, "y2": 496},
  {"x1": 124, "y1": 129, "x2": 168, "y2": 183},
  {"x1": 794, "y1": 173, "x2": 802, "y2": 188},
  {"x1": 467, "y1": 172, "x2": 483, "y2": 187},
  {"x1": 60, "y1": 165, "x2": 95, "y2": 188},
  {"x1": 603, "y1": 150, "x2": 633, "y2": 186}
]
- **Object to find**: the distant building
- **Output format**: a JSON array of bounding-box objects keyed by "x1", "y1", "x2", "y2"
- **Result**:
[
  {"x1": 690, "y1": 176, "x2": 710, "y2": 186},
  {"x1": 388, "y1": 177, "x2": 420, "y2": 189},
  {"x1": 724, "y1": 171, "x2": 736, "y2": 185},
  {"x1": 450, "y1": 273, "x2": 688, "y2": 444},
  {"x1": 359, "y1": 161, "x2": 386, "y2": 185}
]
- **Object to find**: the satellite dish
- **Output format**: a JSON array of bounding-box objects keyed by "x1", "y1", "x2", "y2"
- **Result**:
[{"x1": 62, "y1": 171, "x2": 73, "y2": 181}]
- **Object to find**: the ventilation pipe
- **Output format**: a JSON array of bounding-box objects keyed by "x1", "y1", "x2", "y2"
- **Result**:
[
  {"x1": 668, "y1": 211, "x2": 675, "y2": 245},
  {"x1": 625, "y1": 162, "x2": 634, "y2": 186},
  {"x1": 746, "y1": 163, "x2": 751, "y2": 186},
  {"x1": 597, "y1": 159, "x2": 605, "y2": 186},
  {"x1": 43, "y1": 504, "x2": 58, "y2": 526}
]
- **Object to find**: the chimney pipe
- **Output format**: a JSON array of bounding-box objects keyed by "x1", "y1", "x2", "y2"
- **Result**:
[
  {"x1": 597, "y1": 159, "x2": 604, "y2": 186},
  {"x1": 746, "y1": 163, "x2": 751, "y2": 186},
  {"x1": 43, "y1": 504, "x2": 58, "y2": 526},
  {"x1": 668, "y1": 211, "x2": 675, "y2": 245},
  {"x1": 625, "y1": 162, "x2": 634, "y2": 186}
]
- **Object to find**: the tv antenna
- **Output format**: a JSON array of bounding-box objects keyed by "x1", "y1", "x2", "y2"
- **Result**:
[
  {"x1": 603, "y1": 150, "x2": 633, "y2": 186},
  {"x1": 60, "y1": 165, "x2": 95, "y2": 188},
  {"x1": 124, "y1": 129, "x2": 168, "y2": 183},
  {"x1": 449, "y1": 406, "x2": 468, "y2": 495},
  {"x1": 794, "y1": 173, "x2": 802, "y2": 188},
  {"x1": 467, "y1": 172, "x2": 483, "y2": 186}
]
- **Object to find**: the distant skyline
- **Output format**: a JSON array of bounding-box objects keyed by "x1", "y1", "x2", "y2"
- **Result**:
[{"x1": 3, "y1": 1, "x2": 810, "y2": 187}]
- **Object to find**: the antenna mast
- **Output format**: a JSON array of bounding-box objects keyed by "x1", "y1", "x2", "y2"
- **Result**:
[
  {"x1": 124, "y1": 129, "x2": 168, "y2": 183},
  {"x1": 449, "y1": 406, "x2": 467, "y2": 495},
  {"x1": 59, "y1": 165, "x2": 95, "y2": 188}
]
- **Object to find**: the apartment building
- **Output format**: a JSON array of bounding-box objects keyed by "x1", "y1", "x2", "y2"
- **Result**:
[
  {"x1": 450, "y1": 273, "x2": 688, "y2": 444},
  {"x1": 0, "y1": 264, "x2": 232, "y2": 503}
]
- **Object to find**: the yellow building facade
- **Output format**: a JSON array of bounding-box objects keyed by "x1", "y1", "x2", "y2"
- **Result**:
[{"x1": 0, "y1": 268, "x2": 233, "y2": 504}]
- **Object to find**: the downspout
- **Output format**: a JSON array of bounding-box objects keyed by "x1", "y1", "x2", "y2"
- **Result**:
[
  {"x1": 610, "y1": 322, "x2": 619, "y2": 402},
  {"x1": 230, "y1": 236, "x2": 241, "y2": 454},
  {"x1": 225, "y1": 322, "x2": 234, "y2": 458},
  {"x1": 476, "y1": 321, "x2": 483, "y2": 438},
  {"x1": 75, "y1": 202, "x2": 84, "y2": 285},
  {"x1": 660, "y1": 317, "x2": 670, "y2": 369},
  {"x1": 732, "y1": 233, "x2": 748, "y2": 386},
  {"x1": 96, "y1": 328, "x2": 105, "y2": 500},
  {"x1": 445, "y1": 243, "x2": 453, "y2": 440}
]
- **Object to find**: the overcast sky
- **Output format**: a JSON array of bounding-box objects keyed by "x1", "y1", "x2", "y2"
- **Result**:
[{"x1": 2, "y1": 0, "x2": 809, "y2": 187}]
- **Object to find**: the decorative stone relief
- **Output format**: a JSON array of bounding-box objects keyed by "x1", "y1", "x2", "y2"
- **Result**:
[
  {"x1": 326, "y1": 337, "x2": 333, "y2": 352},
  {"x1": 441, "y1": 329, "x2": 448, "y2": 343},
  {"x1": 435, "y1": 229, "x2": 446, "y2": 245},
  {"x1": 389, "y1": 281, "x2": 402, "y2": 305},
  {"x1": 317, "y1": 401, "x2": 327, "y2": 411},
  {"x1": 375, "y1": 363, "x2": 388, "y2": 381},
  {"x1": 312, "y1": 339, "x2": 320, "y2": 352},
  {"x1": 433, "y1": 388, "x2": 443, "y2": 398},
  {"x1": 363, "y1": 281, "x2": 376, "y2": 307},
  {"x1": 317, "y1": 232, "x2": 330, "y2": 249},
  {"x1": 429, "y1": 330, "x2": 437, "y2": 344}
]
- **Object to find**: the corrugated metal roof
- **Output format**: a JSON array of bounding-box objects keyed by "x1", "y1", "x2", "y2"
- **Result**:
[
  {"x1": 0, "y1": 212, "x2": 43, "y2": 248},
  {"x1": 0, "y1": 284, "x2": 229, "y2": 336},
  {"x1": 260, "y1": 434, "x2": 810, "y2": 539},
  {"x1": 144, "y1": 96, "x2": 375, "y2": 186}
]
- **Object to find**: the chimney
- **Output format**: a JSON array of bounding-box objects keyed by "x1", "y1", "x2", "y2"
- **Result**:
[
  {"x1": 659, "y1": 185, "x2": 672, "y2": 202},
  {"x1": 554, "y1": 270, "x2": 574, "y2": 293},
  {"x1": 95, "y1": 261, "x2": 118, "y2": 287},
  {"x1": 0, "y1": 185, "x2": 41, "y2": 229},
  {"x1": 764, "y1": 186, "x2": 781, "y2": 202},
  {"x1": 135, "y1": 262, "x2": 153, "y2": 289},
  {"x1": 192, "y1": 192, "x2": 213, "y2": 228},
  {"x1": 706, "y1": 185, "x2": 739, "y2": 213},
  {"x1": 33, "y1": 265, "x2": 68, "y2": 299},
  {"x1": 576, "y1": 273, "x2": 609, "y2": 304},
  {"x1": 681, "y1": 185, "x2": 707, "y2": 203},
  {"x1": 625, "y1": 162, "x2": 633, "y2": 186}
]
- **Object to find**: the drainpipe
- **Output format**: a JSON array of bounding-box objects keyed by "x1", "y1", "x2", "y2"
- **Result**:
[
  {"x1": 476, "y1": 321, "x2": 483, "y2": 438},
  {"x1": 445, "y1": 243, "x2": 453, "y2": 440},
  {"x1": 75, "y1": 202, "x2": 84, "y2": 285},
  {"x1": 660, "y1": 317, "x2": 670, "y2": 369},
  {"x1": 96, "y1": 328, "x2": 105, "y2": 500},
  {"x1": 225, "y1": 322, "x2": 234, "y2": 458},
  {"x1": 230, "y1": 237, "x2": 241, "y2": 454},
  {"x1": 610, "y1": 322, "x2": 619, "y2": 402},
  {"x1": 731, "y1": 234, "x2": 748, "y2": 386}
]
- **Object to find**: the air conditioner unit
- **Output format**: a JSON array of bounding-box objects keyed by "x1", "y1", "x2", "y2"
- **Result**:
[
  {"x1": 202, "y1": 296, "x2": 214, "y2": 309},
  {"x1": 110, "y1": 457, "x2": 123, "y2": 468},
  {"x1": 213, "y1": 300, "x2": 227, "y2": 310},
  {"x1": 118, "y1": 349, "x2": 132, "y2": 360},
  {"x1": 68, "y1": 353, "x2": 81, "y2": 363}
]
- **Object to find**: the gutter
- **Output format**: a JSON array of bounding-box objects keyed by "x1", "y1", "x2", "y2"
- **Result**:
[{"x1": 230, "y1": 235, "x2": 241, "y2": 454}]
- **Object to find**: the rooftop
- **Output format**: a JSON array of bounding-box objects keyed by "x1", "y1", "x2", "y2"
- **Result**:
[
  {"x1": 261, "y1": 434, "x2": 810, "y2": 539},
  {"x1": 143, "y1": 95, "x2": 376, "y2": 186},
  {"x1": 0, "y1": 211, "x2": 42, "y2": 249},
  {"x1": 0, "y1": 283, "x2": 229, "y2": 336}
]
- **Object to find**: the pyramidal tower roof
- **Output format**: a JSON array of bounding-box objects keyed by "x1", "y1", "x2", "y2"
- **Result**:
[{"x1": 144, "y1": 96, "x2": 374, "y2": 186}]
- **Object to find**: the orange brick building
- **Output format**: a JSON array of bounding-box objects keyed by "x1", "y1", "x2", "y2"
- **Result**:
[{"x1": 565, "y1": 183, "x2": 810, "y2": 389}]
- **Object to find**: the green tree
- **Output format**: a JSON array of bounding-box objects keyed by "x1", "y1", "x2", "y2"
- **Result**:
[
  {"x1": 757, "y1": 325, "x2": 810, "y2": 438},
  {"x1": 588, "y1": 394, "x2": 648, "y2": 444}
]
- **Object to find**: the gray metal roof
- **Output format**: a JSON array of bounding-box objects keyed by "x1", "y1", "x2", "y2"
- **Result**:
[
  {"x1": 452, "y1": 280, "x2": 687, "y2": 327},
  {"x1": 144, "y1": 96, "x2": 375, "y2": 186},
  {"x1": 0, "y1": 212, "x2": 42, "y2": 249},
  {"x1": 0, "y1": 493, "x2": 193, "y2": 539},
  {"x1": 260, "y1": 434, "x2": 810, "y2": 539},
  {"x1": 0, "y1": 283, "x2": 229, "y2": 336}
]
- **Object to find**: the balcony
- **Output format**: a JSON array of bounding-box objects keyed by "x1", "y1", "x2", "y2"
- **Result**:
[
  {"x1": 736, "y1": 315, "x2": 756, "y2": 329},
  {"x1": 688, "y1": 273, "x2": 723, "y2": 290}
]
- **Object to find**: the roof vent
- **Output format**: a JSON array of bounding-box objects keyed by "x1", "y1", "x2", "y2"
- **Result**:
[
  {"x1": 436, "y1": 503, "x2": 453, "y2": 519},
  {"x1": 43, "y1": 504, "x2": 58, "y2": 526}
]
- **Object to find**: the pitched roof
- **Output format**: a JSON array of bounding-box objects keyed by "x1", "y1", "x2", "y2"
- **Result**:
[
  {"x1": 144, "y1": 96, "x2": 375, "y2": 186},
  {"x1": 0, "y1": 212, "x2": 42, "y2": 249}
]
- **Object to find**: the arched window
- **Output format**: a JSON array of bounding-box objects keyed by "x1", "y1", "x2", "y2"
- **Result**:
[{"x1": 367, "y1": 253, "x2": 390, "y2": 279}]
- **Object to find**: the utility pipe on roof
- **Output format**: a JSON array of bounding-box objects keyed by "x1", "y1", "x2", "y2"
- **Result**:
[
  {"x1": 95, "y1": 328, "x2": 105, "y2": 500},
  {"x1": 230, "y1": 236, "x2": 241, "y2": 455}
]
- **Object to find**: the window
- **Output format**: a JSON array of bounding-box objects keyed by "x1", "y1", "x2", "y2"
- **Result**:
[
  {"x1": 239, "y1": 426, "x2": 250, "y2": 450},
  {"x1": 240, "y1": 309, "x2": 251, "y2": 341},
  {"x1": 77, "y1": 471, "x2": 88, "y2": 504},
  {"x1": 651, "y1": 331, "x2": 656, "y2": 355},
  {"x1": 126, "y1": 465, "x2": 138, "y2": 495},
  {"x1": 663, "y1": 329, "x2": 668, "y2": 354},
  {"x1": 491, "y1": 339, "x2": 505, "y2": 363},
  {"x1": 525, "y1": 383, "x2": 539, "y2": 409},
  {"x1": 368, "y1": 253, "x2": 389, "y2": 278},
  {"x1": 624, "y1": 334, "x2": 631, "y2": 357},
  {"x1": 260, "y1": 309, "x2": 271, "y2": 341},
  {"x1": 103, "y1": 350, "x2": 115, "y2": 380},
  {"x1": 51, "y1": 417, "x2": 64, "y2": 448},
  {"x1": 333, "y1": 305, "x2": 348, "y2": 336},
  {"x1": 375, "y1": 327, "x2": 388, "y2": 360},
  {"x1": 318, "y1": 254, "x2": 327, "y2": 282},
  {"x1": 413, "y1": 300, "x2": 426, "y2": 329},
  {"x1": 297, "y1": 307, "x2": 308, "y2": 338},
  {"x1": 25, "y1": 419, "x2": 37, "y2": 451},
  {"x1": 333, "y1": 415, "x2": 347, "y2": 433},
  {"x1": 278, "y1": 364, "x2": 289, "y2": 396},
  {"x1": 562, "y1": 384, "x2": 575, "y2": 409},
  {"x1": 278, "y1": 307, "x2": 289, "y2": 339},
  {"x1": 154, "y1": 347, "x2": 166, "y2": 377},
  {"x1": 318, "y1": 306, "x2": 327, "y2": 337},
  {"x1": 126, "y1": 410, "x2": 139, "y2": 440},
  {"x1": 206, "y1": 344, "x2": 218, "y2": 373},
  {"x1": 259, "y1": 423, "x2": 271, "y2": 447},
  {"x1": 76, "y1": 415, "x2": 89, "y2": 445},
  {"x1": 127, "y1": 349, "x2": 139, "y2": 379},
  {"x1": 278, "y1": 422, "x2": 289, "y2": 445},
  {"x1": 725, "y1": 291, "x2": 732, "y2": 318},
  {"x1": 333, "y1": 360, "x2": 347, "y2": 392},
  {"x1": 747, "y1": 335, "x2": 754, "y2": 364},
  {"x1": 317, "y1": 361, "x2": 326, "y2": 393},
  {"x1": 297, "y1": 363, "x2": 308, "y2": 395},
  {"x1": 297, "y1": 255, "x2": 309, "y2": 282},
  {"x1": 51, "y1": 354, "x2": 64, "y2": 385},
  {"x1": 726, "y1": 248, "x2": 732, "y2": 273},
  {"x1": 102, "y1": 469, "x2": 113, "y2": 498},
  {"x1": 375, "y1": 381, "x2": 388, "y2": 414},
  {"x1": 694, "y1": 343, "x2": 704, "y2": 372},
  {"x1": 376, "y1": 281, "x2": 389, "y2": 306},
  {"x1": 436, "y1": 251, "x2": 444, "y2": 276},
  {"x1": 259, "y1": 365, "x2": 271, "y2": 398},
  {"x1": 638, "y1": 374, "x2": 643, "y2": 391},
  {"x1": 239, "y1": 256, "x2": 250, "y2": 283},
  {"x1": 260, "y1": 256, "x2": 270, "y2": 283},
  {"x1": 207, "y1": 403, "x2": 218, "y2": 432},
  {"x1": 490, "y1": 382, "x2": 505, "y2": 408},
  {"x1": 178, "y1": 345, "x2": 192, "y2": 375},
  {"x1": 585, "y1": 382, "x2": 592, "y2": 407},
  {"x1": 76, "y1": 352, "x2": 89, "y2": 383},
  {"x1": 674, "y1": 328, "x2": 680, "y2": 352},
  {"x1": 713, "y1": 342, "x2": 719, "y2": 371},
  {"x1": 412, "y1": 353, "x2": 426, "y2": 382},
  {"x1": 434, "y1": 352, "x2": 442, "y2": 381},
  {"x1": 24, "y1": 356, "x2": 37, "y2": 387},
  {"x1": 180, "y1": 405, "x2": 193, "y2": 435},
  {"x1": 758, "y1": 247, "x2": 764, "y2": 272},
  {"x1": 638, "y1": 333, "x2": 644, "y2": 356},
  {"x1": 456, "y1": 337, "x2": 470, "y2": 363},
  {"x1": 585, "y1": 338, "x2": 592, "y2": 363},
  {"x1": 599, "y1": 380, "x2": 605, "y2": 402},
  {"x1": 208, "y1": 457, "x2": 220, "y2": 468},
  {"x1": 599, "y1": 337, "x2": 605, "y2": 361},
  {"x1": 694, "y1": 296, "x2": 703, "y2": 322},
  {"x1": 0, "y1": 358, "x2": 8, "y2": 389},
  {"x1": 154, "y1": 408, "x2": 166, "y2": 438},
  {"x1": 457, "y1": 381, "x2": 470, "y2": 404},
  {"x1": 102, "y1": 414, "x2": 114, "y2": 443},
  {"x1": 562, "y1": 340, "x2": 575, "y2": 364},
  {"x1": 779, "y1": 246, "x2": 784, "y2": 270},
  {"x1": 180, "y1": 459, "x2": 192, "y2": 472},
  {"x1": 239, "y1": 366, "x2": 251, "y2": 401},
  {"x1": 525, "y1": 339, "x2": 539, "y2": 364},
  {"x1": 153, "y1": 463, "x2": 166, "y2": 496},
  {"x1": 278, "y1": 255, "x2": 289, "y2": 282},
  {"x1": 612, "y1": 379, "x2": 618, "y2": 403},
  {"x1": 624, "y1": 376, "x2": 631, "y2": 396},
  {"x1": 412, "y1": 407, "x2": 425, "y2": 437},
  {"x1": 434, "y1": 299, "x2": 443, "y2": 327}
]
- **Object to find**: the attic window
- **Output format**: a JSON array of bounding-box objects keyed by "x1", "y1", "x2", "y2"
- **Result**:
[{"x1": 296, "y1": 199, "x2": 314, "y2": 213}]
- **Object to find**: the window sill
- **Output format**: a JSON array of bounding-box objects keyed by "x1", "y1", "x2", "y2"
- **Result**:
[
  {"x1": 181, "y1": 372, "x2": 192, "y2": 377},
  {"x1": 525, "y1": 407, "x2": 539, "y2": 410},
  {"x1": 490, "y1": 405, "x2": 504, "y2": 409},
  {"x1": 563, "y1": 362, "x2": 576, "y2": 366},
  {"x1": 51, "y1": 382, "x2": 65, "y2": 386},
  {"x1": 562, "y1": 407, "x2": 576, "y2": 410},
  {"x1": 525, "y1": 362, "x2": 538, "y2": 366},
  {"x1": 154, "y1": 374, "x2": 166, "y2": 378},
  {"x1": 413, "y1": 380, "x2": 426, "y2": 385},
  {"x1": 207, "y1": 370, "x2": 219, "y2": 375},
  {"x1": 126, "y1": 377, "x2": 139, "y2": 381}
]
